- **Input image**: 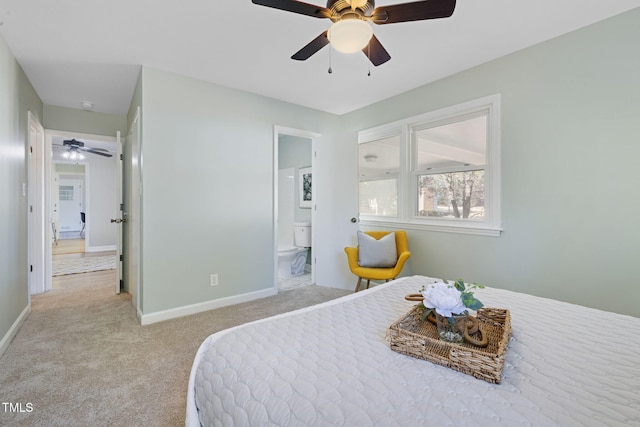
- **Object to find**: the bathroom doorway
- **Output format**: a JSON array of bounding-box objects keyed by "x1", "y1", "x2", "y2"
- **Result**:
[{"x1": 273, "y1": 127, "x2": 320, "y2": 291}]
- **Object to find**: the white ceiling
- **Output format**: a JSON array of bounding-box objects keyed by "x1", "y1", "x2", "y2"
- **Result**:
[{"x1": 1, "y1": 1, "x2": 638, "y2": 116}]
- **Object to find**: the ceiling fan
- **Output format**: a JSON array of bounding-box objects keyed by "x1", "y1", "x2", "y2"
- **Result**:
[
  {"x1": 54, "y1": 139, "x2": 113, "y2": 159},
  {"x1": 252, "y1": 0, "x2": 457, "y2": 66}
]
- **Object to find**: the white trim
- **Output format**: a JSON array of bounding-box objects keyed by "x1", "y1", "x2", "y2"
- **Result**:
[
  {"x1": 358, "y1": 94, "x2": 502, "y2": 236},
  {"x1": 115, "y1": 131, "x2": 123, "y2": 295},
  {"x1": 27, "y1": 111, "x2": 46, "y2": 296},
  {"x1": 139, "y1": 287, "x2": 277, "y2": 326},
  {"x1": 126, "y1": 107, "x2": 142, "y2": 314},
  {"x1": 86, "y1": 245, "x2": 117, "y2": 253},
  {"x1": 0, "y1": 305, "x2": 30, "y2": 358},
  {"x1": 359, "y1": 219, "x2": 502, "y2": 237}
]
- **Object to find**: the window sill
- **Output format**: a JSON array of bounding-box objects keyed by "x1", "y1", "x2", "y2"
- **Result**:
[{"x1": 359, "y1": 218, "x2": 502, "y2": 237}]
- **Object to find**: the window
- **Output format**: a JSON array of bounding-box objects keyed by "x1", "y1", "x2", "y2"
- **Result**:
[
  {"x1": 358, "y1": 95, "x2": 501, "y2": 236},
  {"x1": 59, "y1": 185, "x2": 74, "y2": 201},
  {"x1": 358, "y1": 134, "x2": 400, "y2": 217},
  {"x1": 413, "y1": 112, "x2": 487, "y2": 220}
]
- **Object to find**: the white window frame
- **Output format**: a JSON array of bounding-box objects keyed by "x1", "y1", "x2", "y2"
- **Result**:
[
  {"x1": 358, "y1": 94, "x2": 502, "y2": 237},
  {"x1": 358, "y1": 124, "x2": 404, "y2": 219}
]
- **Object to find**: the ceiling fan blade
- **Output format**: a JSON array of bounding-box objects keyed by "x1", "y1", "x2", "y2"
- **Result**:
[
  {"x1": 372, "y1": 0, "x2": 456, "y2": 25},
  {"x1": 63, "y1": 138, "x2": 84, "y2": 147},
  {"x1": 82, "y1": 148, "x2": 113, "y2": 157},
  {"x1": 252, "y1": 0, "x2": 331, "y2": 19},
  {"x1": 292, "y1": 31, "x2": 329, "y2": 61},
  {"x1": 362, "y1": 35, "x2": 391, "y2": 66}
]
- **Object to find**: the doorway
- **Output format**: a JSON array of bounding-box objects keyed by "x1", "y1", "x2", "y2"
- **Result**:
[
  {"x1": 273, "y1": 126, "x2": 320, "y2": 292},
  {"x1": 57, "y1": 172, "x2": 85, "y2": 238},
  {"x1": 41, "y1": 130, "x2": 120, "y2": 294}
]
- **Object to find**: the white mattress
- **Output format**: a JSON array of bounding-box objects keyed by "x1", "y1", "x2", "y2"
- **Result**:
[{"x1": 186, "y1": 276, "x2": 640, "y2": 426}]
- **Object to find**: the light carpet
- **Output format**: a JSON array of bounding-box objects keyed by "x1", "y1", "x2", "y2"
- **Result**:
[
  {"x1": 52, "y1": 255, "x2": 116, "y2": 276},
  {"x1": 0, "y1": 280, "x2": 350, "y2": 426}
]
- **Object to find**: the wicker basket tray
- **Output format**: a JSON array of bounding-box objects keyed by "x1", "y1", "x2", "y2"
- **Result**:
[{"x1": 388, "y1": 305, "x2": 511, "y2": 383}]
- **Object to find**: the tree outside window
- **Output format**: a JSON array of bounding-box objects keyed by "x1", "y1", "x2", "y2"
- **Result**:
[{"x1": 418, "y1": 170, "x2": 485, "y2": 219}]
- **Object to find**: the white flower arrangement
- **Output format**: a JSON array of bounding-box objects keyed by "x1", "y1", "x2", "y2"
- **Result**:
[{"x1": 420, "y1": 279, "x2": 484, "y2": 320}]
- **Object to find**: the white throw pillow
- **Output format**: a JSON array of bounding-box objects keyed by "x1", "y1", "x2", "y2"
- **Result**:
[{"x1": 357, "y1": 231, "x2": 398, "y2": 268}]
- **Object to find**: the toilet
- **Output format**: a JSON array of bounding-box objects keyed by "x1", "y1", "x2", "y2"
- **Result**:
[{"x1": 278, "y1": 222, "x2": 311, "y2": 278}]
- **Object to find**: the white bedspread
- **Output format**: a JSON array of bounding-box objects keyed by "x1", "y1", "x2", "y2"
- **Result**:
[{"x1": 186, "y1": 276, "x2": 640, "y2": 426}]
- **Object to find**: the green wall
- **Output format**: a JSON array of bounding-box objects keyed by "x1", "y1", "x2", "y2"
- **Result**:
[
  {"x1": 137, "y1": 67, "x2": 338, "y2": 314},
  {"x1": 0, "y1": 34, "x2": 43, "y2": 346},
  {"x1": 343, "y1": 9, "x2": 640, "y2": 317}
]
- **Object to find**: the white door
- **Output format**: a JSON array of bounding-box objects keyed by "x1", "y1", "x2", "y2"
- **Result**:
[
  {"x1": 28, "y1": 111, "x2": 45, "y2": 295},
  {"x1": 314, "y1": 132, "x2": 360, "y2": 290},
  {"x1": 114, "y1": 131, "x2": 123, "y2": 294},
  {"x1": 126, "y1": 108, "x2": 141, "y2": 314},
  {"x1": 58, "y1": 178, "x2": 84, "y2": 233}
]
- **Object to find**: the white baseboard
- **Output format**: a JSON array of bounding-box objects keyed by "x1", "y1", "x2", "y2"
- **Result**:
[
  {"x1": 139, "y1": 287, "x2": 278, "y2": 326},
  {"x1": 0, "y1": 304, "x2": 31, "y2": 358},
  {"x1": 86, "y1": 245, "x2": 117, "y2": 253}
]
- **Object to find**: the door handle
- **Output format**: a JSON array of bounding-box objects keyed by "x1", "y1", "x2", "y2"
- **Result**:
[{"x1": 111, "y1": 218, "x2": 127, "y2": 224}]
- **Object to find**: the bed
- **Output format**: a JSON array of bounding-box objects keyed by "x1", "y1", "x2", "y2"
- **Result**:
[{"x1": 186, "y1": 276, "x2": 640, "y2": 426}]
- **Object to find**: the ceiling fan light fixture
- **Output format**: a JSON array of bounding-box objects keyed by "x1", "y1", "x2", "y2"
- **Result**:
[
  {"x1": 327, "y1": 19, "x2": 373, "y2": 54},
  {"x1": 63, "y1": 146, "x2": 85, "y2": 161}
]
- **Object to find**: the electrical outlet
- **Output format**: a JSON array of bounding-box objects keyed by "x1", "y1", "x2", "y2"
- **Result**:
[{"x1": 210, "y1": 274, "x2": 219, "y2": 287}]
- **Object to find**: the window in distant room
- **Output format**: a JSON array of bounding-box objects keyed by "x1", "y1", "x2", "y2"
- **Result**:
[{"x1": 59, "y1": 185, "x2": 74, "y2": 201}]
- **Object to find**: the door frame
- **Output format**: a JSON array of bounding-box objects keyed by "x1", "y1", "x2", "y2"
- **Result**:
[
  {"x1": 124, "y1": 107, "x2": 142, "y2": 316},
  {"x1": 272, "y1": 126, "x2": 321, "y2": 290},
  {"x1": 57, "y1": 176, "x2": 85, "y2": 233},
  {"x1": 51, "y1": 162, "x2": 89, "y2": 251},
  {"x1": 114, "y1": 131, "x2": 122, "y2": 294},
  {"x1": 42, "y1": 129, "x2": 119, "y2": 293},
  {"x1": 27, "y1": 112, "x2": 45, "y2": 295}
]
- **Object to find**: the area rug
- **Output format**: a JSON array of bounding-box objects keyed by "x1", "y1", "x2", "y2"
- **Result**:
[{"x1": 52, "y1": 255, "x2": 117, "y2": 276}]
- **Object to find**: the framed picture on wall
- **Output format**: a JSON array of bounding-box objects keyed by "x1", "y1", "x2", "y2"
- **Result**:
[{"x1": 299, "y1": 167, "x2": 312, "y2": 208}]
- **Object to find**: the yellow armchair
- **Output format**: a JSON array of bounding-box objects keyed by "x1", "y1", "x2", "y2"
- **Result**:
[{"x1": 344, "y1": 230, "x2": 411, "y2": 292}]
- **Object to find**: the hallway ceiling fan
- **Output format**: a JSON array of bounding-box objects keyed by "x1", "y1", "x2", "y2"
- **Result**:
[
  {"x1": 54, "y1": 139, "x2": 114, "y2": 159},
  {"x1": 252, "y1": 0, "x2": 457, "y2": 66}
]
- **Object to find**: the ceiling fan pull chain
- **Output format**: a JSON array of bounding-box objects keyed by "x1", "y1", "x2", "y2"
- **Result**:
[
  {"x1": 367, "y1": 42, "x2": 371, "y2": 76},
  {"x1": 328, "y1": 46, "x2": 333, "y2": 74}
]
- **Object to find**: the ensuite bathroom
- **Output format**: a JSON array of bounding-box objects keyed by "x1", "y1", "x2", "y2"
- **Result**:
[{"x1": 277, "y1": 134, "x2": 313, "y2": 291}]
